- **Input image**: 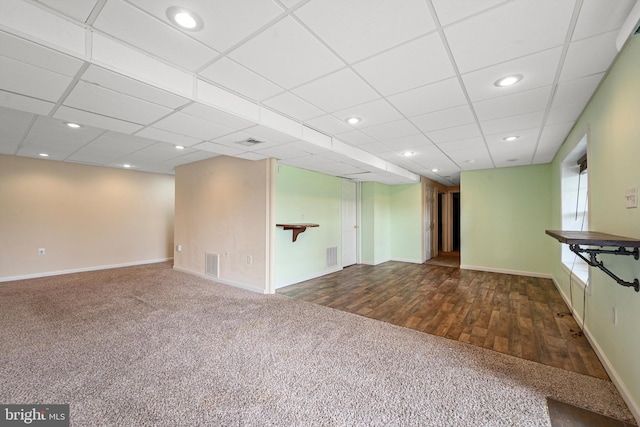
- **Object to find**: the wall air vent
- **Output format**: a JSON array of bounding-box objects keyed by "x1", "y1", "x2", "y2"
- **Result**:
[
  {"x1": 326, "y1": 247, "x2": 338, "y2": 268},
  {"x1": 205, "y1": 253, "x2": 219, "y2": 278},
  {"x1": 236, "y1": 138, "x2": 265, "y2": 147}
]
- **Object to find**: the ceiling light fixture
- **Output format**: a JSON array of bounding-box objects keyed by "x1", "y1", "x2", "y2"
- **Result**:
[
  {"x1": 346, "y1": 117, "x2": 361, "y2": 125},
  {"x1": 175, "y1": 145, "x2": 185, "y2": 150},
  {"x1": 403, "y1": 151, "x2": 415, "y2": 157},
  {"x1": 38, "y1": 153, "x2": 49, "y2": 157},
  {"x1": 123, "y1": 164, "x2": 132, "y2": 168},
  {"x1": 431, "y1": 168, "x2": 439, "y2": 172},
  {"x1": 503, "y1": 136, "x2": 519, "y2": 142},
  {"x1": 65, "y1": 122, "x2": 81, "y2": 129},
  {"x1": 494, "y1": 74, "x2": 523, "y2": 87},
  {"x1": 166, "y1": 6, "x2": 203, "y2": 31}
]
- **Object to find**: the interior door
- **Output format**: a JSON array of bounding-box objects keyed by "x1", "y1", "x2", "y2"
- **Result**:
[
  {"x1": 424, "y1": 185, "x2": 437, "y2": 261},
  {"x1": 342, "y1": 180, "x2": 357, "y2": 267}
]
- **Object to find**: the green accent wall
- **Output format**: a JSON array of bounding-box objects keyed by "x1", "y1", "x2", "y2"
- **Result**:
[
  {"x1": 361, "y1": 182, "x2": 423, "y2": 264},
  {"x1": 275, "y1": 164, "x2": 342, "y2": 288},
  {"x1": 460, "y1": 164, "x2": 552, "y2": 275},
  {"x1": 549, "y1": 37, "x2": 640, "y2": 417}
]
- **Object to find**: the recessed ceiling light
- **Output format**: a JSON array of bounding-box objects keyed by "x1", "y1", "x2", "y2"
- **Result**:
[
  {"x1": 166, "y1": 6, "x2": 203, "y2": 31},
  {"x1": 65, "y1": 122, "x2": 81, "y2": 129},
  {"x1": 503, "y1": 136, "x2": 519, "y2": 142},
  {"x1": 346, "y1": 117, "x2": 361, "y2": 125},
  {"x1": 494, "y1": 74, "x2": 523, "y2": 87},
  {"x1": 38, "y1": 153, "x2": 49, "y2": 157},
  {"x1": 123, "y1": 164, "x2": 132, "y2": 168},
  {"x1": 465, "y1": 159, "x2": 475, "y2": 163},
  {"x1": 175, "y1": 145, "x2": 185, "y2": 150},
  {"x1": 403, "y1": 151, "x2": 415, "y2": 157},
  {"x1": 431, "y1": 168, "x2": 439, "y2": 172}
]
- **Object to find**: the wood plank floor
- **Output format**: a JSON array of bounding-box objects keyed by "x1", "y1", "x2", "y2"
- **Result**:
[{"x1": 278, "y1": 260, "x2": 609, "y2": 380}]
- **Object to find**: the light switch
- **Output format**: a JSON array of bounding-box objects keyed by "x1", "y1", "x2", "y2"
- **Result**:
[{"x1": 626, "y1": 186, "x2": 638, "y2": 208}]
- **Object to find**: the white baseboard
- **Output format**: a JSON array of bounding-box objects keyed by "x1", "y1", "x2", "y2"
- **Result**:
[
  {"x1": 0, "y1": 258, "x2": 173, "y2": 283},
  {"x1": 550, "y1": 276, "x2": 640, "y2": 423},
  {"x1": 172, "y1": 266, "x2": 269, "y2": 294},
  {"x1": 275, "y1": 265, "x2": 343, "y2": 289},
  {"x1": 460, "y1": 264, "x2": 552, "y2": 279},
  {"x1": 392, "y1": 257, "x2": 423, "y2": 264}
]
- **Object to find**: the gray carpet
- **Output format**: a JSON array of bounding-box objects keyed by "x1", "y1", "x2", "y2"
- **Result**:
[{"x1": 0, "y1": 262, "x2": 635, "y2": 426}]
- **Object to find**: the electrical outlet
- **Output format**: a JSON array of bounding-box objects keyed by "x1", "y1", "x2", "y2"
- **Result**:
[
  {"x1": 246, "y1": 255, "x2": 252, "y2": 265},
  {"x1": 176, "y1": 244, "x2": 182, "y2": 252},
  {"x1": 38, "y1": 248, "x2": 46, "y2": 256}
]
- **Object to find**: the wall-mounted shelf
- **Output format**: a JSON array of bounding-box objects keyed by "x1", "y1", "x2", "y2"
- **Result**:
[
  {"x1": 546, "y1": 230, "x2": 640, "y2": 292},
  {"x1": 276, "y1": 223, "x2": 319, "y2": 242}
]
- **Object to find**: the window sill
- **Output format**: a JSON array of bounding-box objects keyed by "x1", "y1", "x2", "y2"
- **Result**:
[{"x1": 561, "y1": 262, "x2": 589, "y2": 293}]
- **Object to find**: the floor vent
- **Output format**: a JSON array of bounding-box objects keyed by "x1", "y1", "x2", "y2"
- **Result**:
[
  {"x1": 326, "y1": 247, "x2": 338, "y2": 267},
  {"x1": 205, "y1": 253, "x2": 219, "y2": 278}
]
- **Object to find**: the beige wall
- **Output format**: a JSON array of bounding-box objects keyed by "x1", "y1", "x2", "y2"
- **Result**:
[
  {"x1": 173, "y1": 156, "x2": 275, "y2": 293},
  {"x1": 0, "y1": 155, "x2": 175, "y2": 280}
]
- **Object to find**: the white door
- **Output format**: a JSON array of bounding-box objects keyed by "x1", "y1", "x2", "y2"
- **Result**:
[
  {"x1": 342, "y1": 180, "x2": 357, "y2": 267},
  {"x1": 424, "y1": 185, "x2": 435, "y2": 261}
]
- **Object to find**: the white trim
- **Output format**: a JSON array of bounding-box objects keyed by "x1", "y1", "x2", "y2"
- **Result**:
[
  {"x1": 172, "y1": 266, "x2": 269, "y2": 294},
  {"x1": 361, "y1": 258, "x2": 392, "y2": 266},
  {"x1": 274, "y1": 265, "x2": 343, "y2": 289},
  {"x1": 459, "y1": 264, "x2": 553, "y2": 279},
  {"x1": 0, "y1": 258, "x2": 173, "y2": 283},
  {"x1": 550, "y1": 276, "x2": 640, "y2": 422}
]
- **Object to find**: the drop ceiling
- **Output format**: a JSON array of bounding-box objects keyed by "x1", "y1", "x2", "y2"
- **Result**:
[{"x1": 0, "y1": 0, "x2": 636, "y2": 185}]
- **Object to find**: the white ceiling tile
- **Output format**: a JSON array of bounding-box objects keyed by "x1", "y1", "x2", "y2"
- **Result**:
[
  {"x1": 235, "y1": 152, "x2": 269, "y2": 161},
  {"x1": 532, "y1": 147, "x2": 557, "y2": 164},
  {"x1": 191, "y1": 141, "x2": 246, "y2": 156},
  {"x1": 93, "y1": 0, "x2": 218, "y2": 71},
  {"x1": 181, "y1": 103, "x2": 256, "y2": 131},
  {"x1": 387, "y1": 77, "x2": 467, "y2": 117},
  {"x1": 152, "y1": 112, "x2": 236, "y2": 141},
  {"x1": 129, "y1": 0, "x2": 285, "y2": 53},
  {"x1": 384, "y1": 134, "x2": 433, "y2": 151},
  {"x1": 479, "y1": 111, "x2": 544, "y2": 135},
  {"x1": 54, "y1": 106, "x2": 143, "y2": 134},
  {"x1": 263, "y1": 92, "x2": 325, "y2": 121},
  {"x1": 64, "y1": 81, "x2": 173, "y2": 125},
  {"x1": 20, "y1": 116, "x2": 105, "y2": 158},
  {"x1": 0, "y1": 91, "x2": 54, "y2": 116},
  {"x1": 485, "y1": 127, "x2": 540, "y2": 146},
  {"x1": 553, "y1": 73, "x2": 604, "y2": 107},
  {"x1": 572, "y1": 0, "x2": 637, "y2": 41},
  {"x1": 254, "y1": 143, "x2": 309, "y2": 160},
  {"x1": 462, "y1": 47, "x2": 562, "y2": 102},
  {"x1": 473, "y1": 86, "x2": 552, "y2": 121},
  {"x1": 444, "y1": 0, "x2": 575, "y2": 73},
  {"x1": 560, "y1": 32, "x2": 618, "y2": 82},
  {"x1": 36, "y1": 0, "x2": 99, "y2": 22},
  {"x1": 67, "y1": 131, "x2": 156, "y2": 164},
  {"x1": 229, "y1": 16, "x2": 343, "y2": 89},
  {"x1": 334, "y1": 130, "x2": 376, "y2": 146},
  {"x1": 353, "y1": 141, "x2": 392, "y2": 154},
  {"x1": 546, "y1": 104, "x2": 582, "y2": 126},
  {"x1": 292, "y1": 68, "x2": 379, "y2": 113},
  {"x1": 0, "y1": 56, "x2": 73, "y2": 102},
  {"x1": 294, "y1": 0, "x2": 435, "y2": 63},
  {"x1": 437, "y1": 138, "x2": 486, "y2": 153},
  {"x1": 0, "y1": 31, "x2": 84, "y2": 77},
  {"x1": 198, "y1": 58, "x2": 283, "y2": 101},
  {"x1": 428, "y1": 123, "x2": 482, "y2": 144},
  {"x1": 540, "y1": 122, "x2": 574, "y2": 141},
  {"x1": 411, "y1": 105, "x2": 475, "y2": 133},
  {"x1": 361, "y1": 119, "x2": 420, "y2": 141},
  {"x1": 169, "y1": 150, "x2": 220, "y2": 167},
  {"x1": 304, "y1": 114, "x2": 352, "y2": 135},
  {"x1": 135, "y1": 127, "x2": 202, "y2": 147},
  {"x1": 354, "y1": 32, "x2": 454, "y2": 96},
  {"x1": 332, "y1": 99, "x2": 403, "y2": 129},
  {"x1": 81, "y1": 65, "x2": 190, "y2": 109},
  {"x1": 431, "y1": 0, "x2": 507, "y2": 26},
  {"x1": 0, "y1": 107, "x2": 36, "y2": 155},
  {"x1": 242, "y1": 125, "x2": 299, "y2": 145}
]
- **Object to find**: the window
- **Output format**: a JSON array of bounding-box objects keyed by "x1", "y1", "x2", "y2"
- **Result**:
[{"x1": 560, "y1": 134, "x2": 589, "y2": 287}]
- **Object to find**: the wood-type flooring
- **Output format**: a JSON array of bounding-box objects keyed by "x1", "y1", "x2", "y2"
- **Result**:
[{"x1": 278, "y1": 260, "x2": 609, "y2": 380}]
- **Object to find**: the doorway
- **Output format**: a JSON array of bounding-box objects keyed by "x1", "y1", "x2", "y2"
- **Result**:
[{"x1": 342, "y1": 179, "x2": 358, "y2": 267}]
